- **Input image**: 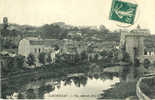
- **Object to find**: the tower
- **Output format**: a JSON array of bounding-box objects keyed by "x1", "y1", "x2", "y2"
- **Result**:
[
  {"x1": 3, "y1": 17, "x2": 8, "y2": 29},
  {"x1": 120, "y1": 29, "x2": 130, "y2": 49},
  {"x1": 125, "y1": 26, "x2": 150, "y2": 64},
  {"x1": 0, "y1": 17, "x2": 8, "y2": 51}
]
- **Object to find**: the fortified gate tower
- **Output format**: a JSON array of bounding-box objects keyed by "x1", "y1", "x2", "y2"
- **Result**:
[{"x1": 120, "y1": 26, "x2": 150, "y2": 64}]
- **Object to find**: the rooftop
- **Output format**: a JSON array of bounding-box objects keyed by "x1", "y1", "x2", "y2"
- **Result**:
[
  {"x1": 125, "y1": 29, "x2": 151, "y2": 37},
  {"x1": 24, "y1": 37, "x2": 60, "y2": 46}
]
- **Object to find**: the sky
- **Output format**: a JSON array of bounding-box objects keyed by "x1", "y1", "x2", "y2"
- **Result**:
[{"x1": 0, "y1": 0, "x2": 155, "y2": 34}]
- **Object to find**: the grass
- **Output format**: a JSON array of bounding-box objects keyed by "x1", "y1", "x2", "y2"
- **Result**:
[
  {"x1": 140, "y1": 77, "x2": 155, "y2": 99},
  {"x1": 99, "y1": 81, "x2": 137, "y2": 99}
]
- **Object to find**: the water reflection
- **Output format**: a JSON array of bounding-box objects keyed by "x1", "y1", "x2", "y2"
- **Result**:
[
  {"x1": 44, "y1": 77, "x2": 120, "y2": 100},
  {"x1": 2, "y1": 64, "x2": 148, "y2": 99},
  {"x1": 2, "y1": 70, "x2": 120, "y2": 99},
  {"x1": 100, "y1": 64, "x2": 148, "y2": 99}
]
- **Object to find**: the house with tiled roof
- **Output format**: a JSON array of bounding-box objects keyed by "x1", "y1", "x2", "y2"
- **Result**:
[{"x1": 18, "y1": 37, "x2": 61, "y2": 57}]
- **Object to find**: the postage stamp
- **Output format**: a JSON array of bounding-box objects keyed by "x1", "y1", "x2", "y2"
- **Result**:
[
  {"x1": 109, "y1": 0, "x2": 137, "y2": 24},
  {"x1": 1, "y1": 0, "x2": 155, "y2": 100}
]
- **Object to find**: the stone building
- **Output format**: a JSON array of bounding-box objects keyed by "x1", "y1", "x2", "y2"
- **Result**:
[
  {"x1": 18, "y1": 37, "x2": 61, "y2": 58},
  {"x1": 120, "y1": 26, "x2": 151, "y2": 63},
  {"x1": 120, "y1": 29, "x2": 130, "y2": 48},
  {"x1": 62, "y1": 39, "x2": 87, "y2": 55}
]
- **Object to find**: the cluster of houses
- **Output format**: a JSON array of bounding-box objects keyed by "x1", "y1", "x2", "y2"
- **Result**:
[
  {"x1": 17, "y1": 33, "x2": 122, "y2": 67},
  {"x1": 18, "y1": 34, "x2": 89, "y2": 66}
]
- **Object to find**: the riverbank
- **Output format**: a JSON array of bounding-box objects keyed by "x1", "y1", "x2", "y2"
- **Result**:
[
  {"x1": 1, "y1": 62, "x2": 90, "y2": 99},
  {"x1": 3, "y1": 60, "x2": 153, "y2": 99},
  {"x1": 98, "y1": 81, "x2": 138, "y2": 99},
  {"x1": 139, "y1": 76, "x2": 155, "y2": 99},
  {"x1": 2, "y1": 61, "x2": 89, "y2": 81},
  {"x1": 98, "y1": 64, "x2": 154, "y2": 99},
  {"x1": 2, "y1": 58, "x2": 126, "y2": 81}
]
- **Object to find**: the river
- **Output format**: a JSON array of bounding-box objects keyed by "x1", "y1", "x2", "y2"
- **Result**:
[{"x1": 2, "y1": 65, "x2": 146, "y2": 99}]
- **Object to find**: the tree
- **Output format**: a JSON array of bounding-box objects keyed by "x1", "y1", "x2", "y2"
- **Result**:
[
  {"x1": 54, "y1": 45, "x2": 59, "y2": 51},
  {"x1": 100, "y1": 50, "x2": 108, "y2": 57},
  {"x1": 99, "y1": 25, "x2": 109, "y2": 34},
  {"x1": 39, "y1": 24, "x2": 67, "y2": 39},
  {"x1": 46, "y1": 53, "x2": 52, "y2": 64},
  {"x1": 105, "y1": 51, "x2": 113, "y2": 63},
  {"x1": 81, "y1": 51, "x2": 87, "y2": 61},
  {"x1": 3, "y1": 56, "x2": 15, "y2": 72},
  {"x1": 38, "y1": 52, "x2": 46, "y2": 65},
  {"x1": 122, "y1": 52, "x2": 130, "y2": 63},
  {"x1": 18, "y1": 93, "x2": 24, "y2": 99},
  {"x1": 134, "y1": 58, "x2": 140, "y2": 67},
  {"x1": 26, "y1": 89, "x2": 36, "y2": 99},
  {"x1": 27, "y1": 53, "x2": 35, "y2": 66},
  {"x1": 144, "y1": 59, "x2": 151, "y2": 69},
  {"x1": 14, "y1": 55, "x2": 25, "y2": 69}
]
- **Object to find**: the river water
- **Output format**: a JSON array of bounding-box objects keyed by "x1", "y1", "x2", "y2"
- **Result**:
[
  {"x1": 2, "y1": 73, "x2": 120, "y2": 99},
  {"x1": 2, "y1": 65, "x2": 145, "y2": 99},
  {"x1": 44, "y1": 77, "x2": 119, "y2": 100}
]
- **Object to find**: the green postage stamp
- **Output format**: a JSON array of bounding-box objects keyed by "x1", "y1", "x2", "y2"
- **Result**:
[{"x1": 110, "y1": 0, "x2": 137, "y2": 24}]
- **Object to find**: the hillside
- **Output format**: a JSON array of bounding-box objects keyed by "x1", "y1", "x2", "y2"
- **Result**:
[
  {"x1": 1, "y1": 22, "x2": 155, "y2": 51},
  {"x1": 0, "y1": 22, "x2": 121, "y2": 50}
]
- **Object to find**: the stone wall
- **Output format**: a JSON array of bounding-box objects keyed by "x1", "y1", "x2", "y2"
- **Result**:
[
  {"x1": 136, "y1": 76, "x2": 155, "y2": 100},
  {"x1": 136, "y1": 77, "x2": 151, "y2": 100},
  {"x1": 141, "y1": 55, "x2": 155, "y2": 63},
  {"x1": 125, "y1": 36, "x2": 144, "y2": 63}
]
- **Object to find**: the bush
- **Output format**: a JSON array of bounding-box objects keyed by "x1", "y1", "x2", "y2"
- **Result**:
[
  {"x1": 1, "y1": 55, "x2": 25, "y2": 76},
  {"x1": 144, "y1": 59, "x2": 151, "y2": 69},
  {"x1": 122, "y1": 52, "x2": 130, "y2": 63},
  {"x1": 27, "y1": 53, "x2": 36, "y2": 66},
  {"x1": 38, "y1": 52, "x2": 46, "y2": 65},
  {"x1": 134, "y1": 58, "x2": 140, "y2": 67},
  {"x1": 100, "y1": 81, "x2": 137, "y2": 99},
  {"x1": 140, "y1": 82, "x2": 151, "y2": 95}
]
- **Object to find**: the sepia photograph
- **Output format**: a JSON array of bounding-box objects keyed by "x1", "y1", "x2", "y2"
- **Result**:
[{"x1": 0, "y1": 0, "x2": 155, "y2": 100}]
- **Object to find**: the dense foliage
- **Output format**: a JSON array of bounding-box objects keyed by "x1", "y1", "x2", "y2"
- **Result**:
[
  {"x1": 38, "y1": 52, "x2": 46, "y2": 65},
  {"x1": 27, "y1": 53, "x2": 36, "y2": 66},
  {"x1": 144, "y1": 59, "x2": 151, "y2": 69},
  {"x1": 1, "y1": 55, "x2": 25, "y2": 75}
]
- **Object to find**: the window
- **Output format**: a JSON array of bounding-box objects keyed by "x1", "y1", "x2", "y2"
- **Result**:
[
  {"x1": 39, "y1": 48, "x2": 41, "y2": 53},
  {"x1": 144, "y1": 50, "x2": 147, "y2": 55}
]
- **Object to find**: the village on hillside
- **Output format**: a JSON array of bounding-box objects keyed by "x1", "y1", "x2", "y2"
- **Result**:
[
  {"x1": 1, "y1": 17, "x2": 155, "y2": 99},
  {"x1": 1, "y1": 17, "x2": 155, "y2": 69}
]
